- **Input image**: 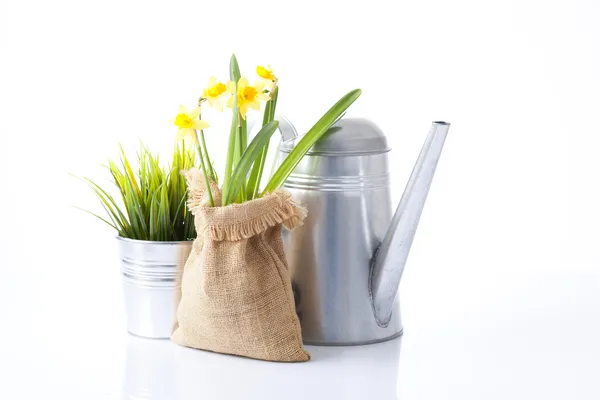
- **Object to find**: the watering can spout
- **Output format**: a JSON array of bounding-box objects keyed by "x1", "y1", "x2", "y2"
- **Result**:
[{"x1": 370, "y1": 121, "x2": 451, "y2": 327}]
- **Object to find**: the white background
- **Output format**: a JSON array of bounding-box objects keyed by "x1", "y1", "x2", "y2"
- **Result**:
[{"x1": 0, "y1": 0, "x2": 598, "y2": 399}]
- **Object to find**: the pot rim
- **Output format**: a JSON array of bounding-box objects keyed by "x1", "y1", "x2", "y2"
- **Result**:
[{"x1": 115, "y1": 236, "x2": 194, "y2": 245}]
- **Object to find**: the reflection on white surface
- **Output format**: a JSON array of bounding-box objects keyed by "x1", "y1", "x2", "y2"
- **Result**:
[
  {"x1": 124, "y1": 336, "x2": 178, "y2": 400},
  {"x1": 124, "y1": 336, "x2": 401, "y2": 400},
  {"x1": 0, "y1": 266, "x2": 599, "y2": 399}
]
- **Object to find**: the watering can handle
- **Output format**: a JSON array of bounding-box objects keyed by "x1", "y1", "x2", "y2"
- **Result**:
[
  {"x1": 247, "y1": 114, "x2": 299, "y2": 143},
  {"x1": 276, "y1": 116, "x2": 299, "y2": 142}
]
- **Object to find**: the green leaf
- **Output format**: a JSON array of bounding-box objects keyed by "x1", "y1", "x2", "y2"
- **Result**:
[
  {"x1": 262, "y1": 89, "x2": 362, "y2": 194},
  {"x1": 222, "y1": 90, "x2": 239, "y2": 205},
  {"x1": 247, "y1": 86, "x2": 278, "y2": 200},
  {"x1": 223, "y1": 121, "x2": 279, "y2": 205},
  {"x1": 230, "y1": 53, "x2": 241, "y2": 82}
]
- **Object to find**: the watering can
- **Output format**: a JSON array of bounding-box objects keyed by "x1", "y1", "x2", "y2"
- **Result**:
[{"x1": 272, "y1": 118, "x2": 451, "y2": 345}]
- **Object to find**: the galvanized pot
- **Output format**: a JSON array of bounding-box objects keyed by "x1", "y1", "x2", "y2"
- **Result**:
[{"x1": 117, "y1": 237, "x2": 192, "y2": 339}]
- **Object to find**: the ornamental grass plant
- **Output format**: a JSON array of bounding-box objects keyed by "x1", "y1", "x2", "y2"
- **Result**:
[
  {"x1": 80, "y1": 54, "x2": 361, "y2": 241},
  {"x1": 78, "y1": 143, "x2": 197, "y2": 241}
]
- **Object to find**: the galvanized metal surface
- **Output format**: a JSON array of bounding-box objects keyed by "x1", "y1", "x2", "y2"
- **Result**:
[
  {"x1": 279, "y1": 118, "x2": 450, "y2": 345},
  {"x1": 370, "y1": 121, "x2": 451, "y2": 327},
  {"x1": 117, "y1": 237, "x2": 192, "y2": 339}
]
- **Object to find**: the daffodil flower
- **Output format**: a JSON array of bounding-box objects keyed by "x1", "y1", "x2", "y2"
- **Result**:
[
  {"x1": 256, "y1": 65, "x2": 277, "y2": 82},
  {"x1": 170, "y1": 104, "x2": 214, "y2": 206},
  {"x1": 226, "y1": 77, "x2": 270, "y2": 120},
  {"x1": 171, "y1": 105, "x2": 209, "y2": 142},
  {"x1": 201, "y1": 77, "x2": 228, "y2": 111}
]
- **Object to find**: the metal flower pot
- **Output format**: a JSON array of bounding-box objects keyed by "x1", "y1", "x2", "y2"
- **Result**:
[{"x1": 117, "y1": 237, "x2": 193, "y2": 339}]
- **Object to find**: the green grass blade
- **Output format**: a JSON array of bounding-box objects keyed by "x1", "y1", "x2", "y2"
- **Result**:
[
  {"x1": 149, "y1": 191, "x2": 158, "y2": 240},
  {"x1": 224, "y1": 121, "x2": 279, "y2": 205},
  {"x1": 88, "y1": 185, "x2": 127, "y2": 234},
  {"x1": 77, "y1": 142, "x2": 197, "y2": 241},
  {"x1": 120, "y1": 145, "x2": 141, "y2": 196},
  {"x1": 262, "y1": 89, "x2": 361, "y2": 194},
  {"x1": 159, "y1": 183, "x2": 171, "y2": 240},
  {"x1": 74, "y1": 206, "x2": 119, "y2": 231},
  {"x1": 172, "y1": 191, "x2": 188, "y2": 233},
  {"x1": 83, "y1": 177, "x2": 130, "y2": 231}
]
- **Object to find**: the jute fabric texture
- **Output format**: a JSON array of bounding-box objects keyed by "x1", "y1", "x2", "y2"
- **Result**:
[{"x1": 172, "y1": 169, "x2": 310, "y2": 362}]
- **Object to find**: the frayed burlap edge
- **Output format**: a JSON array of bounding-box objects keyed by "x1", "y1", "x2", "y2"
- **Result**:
[
  {"x1": 201, "y1": 190, "x2": 307, "y2": 241},
  {"x1": 182, "y1": 168, "x2": 222, "y2": 209}
]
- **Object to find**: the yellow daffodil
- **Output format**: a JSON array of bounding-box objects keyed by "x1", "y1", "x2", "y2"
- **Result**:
[
  {"x1": 170, "y1": 105, "x2": 209, "y2": 141},
  {"x1": 256, "y1": 65, "x2": 277, "y2": 82},
  {"x1": 226, "y1": 77, "x2": 270, "y2": 120},
  {"x1": 201, "y1": 77, "x2": 228, "y2": 111}
]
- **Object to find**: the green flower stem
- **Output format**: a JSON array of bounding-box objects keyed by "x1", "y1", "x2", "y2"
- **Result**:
[
  {"x1": 240, "y1": 118, "x2": 248, "y2": 152},
  {"x1": 245, "y1": 101, "x2": 270, "y2": 200},
  {"x1": 223, "y1": 121, "x2": 279, "y2": 205},
  {"x1": 247, "y1": 85, "x2": 278, "y2": 200},
  {"x1": 198, "y1": 129, "x2": 215, "y2": 180},
  {"x1": 232, "y1": 121, "x2": 245, "y2": 203},
  {"x1": 193, "y1": 131, "x2": 215, "y2": 207},
  {"x1": 197, "y1": 107, "x2": 215, "y2": 181},
  {"x1": 223, "y1": 54, "x2": 248, "y2": 205},
  {"x1": 221, "y1": 95, "x2": 239, "y2": 206},
  {"x1": 238, "y1": 119, "x2": 247, "y2": 202}
]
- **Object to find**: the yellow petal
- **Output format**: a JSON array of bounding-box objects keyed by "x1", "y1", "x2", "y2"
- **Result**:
[
  {"x1": 256, "y1": 93, "x2": 270, "y2": 101},
  {"x1": 227, "y1": 80, "x2": 236, "y2": 94},
  {"x1": 238, "y1": 77, "x2": 249, "y2": 89},
  {"x1": 254, "y1": 80, "x2": 265, "y2": 92},
  {"x1": 256, "y1": 65, "x2": 268, "y2": 79},
  {"x1": 214, "y1": 98, "x2": 224, "y2": 112},
  {"x1": 178, "y1": 105, "x2": 188, "y2": 114},
  {"x1": 188, "y1": 106, "x2": 201, "y2": 119},
  {"x1": 193, "y1": 120, "x2": 209, "y2": 130},
  {"x1": 249, "y1": 100, "x2": 260, "y2": 111},
  {"x1": 226, "y1": 95, "x2": 234, "y2": 108},
  {"x1": 239, "y1": 103, "x2": 249, "y2": 119},
  {"x1": 208, "y1": 76, "x2": 217, "y2": 87},
  {"x1": 176, "y1": 128, "x2": 186, "y2": 141},
  {"x1": 184, "y1": 128, "x2": 198, "y2": 142}
]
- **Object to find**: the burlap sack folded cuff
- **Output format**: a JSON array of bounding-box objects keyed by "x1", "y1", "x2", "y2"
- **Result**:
[
  {"x1": 172, "y1": 169, "x2": 310, "y2": 362},
  {"x1": 202, "y1": 191, "x2": 307, "y2": 241}
]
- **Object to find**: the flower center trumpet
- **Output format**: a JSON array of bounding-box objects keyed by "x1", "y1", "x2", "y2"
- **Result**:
[
  {"x1": 175, "y1": 113, "x2": 194, "y2": 129},
  {"x1": 170, "y1": 105, "x2": 209, "y2": 142},
  {"x1": 202, "y1": 77, "x2": 228, "y2": 111},
  {"x1": 227, "y1": 77, "x2": 270, "y2": 120}
]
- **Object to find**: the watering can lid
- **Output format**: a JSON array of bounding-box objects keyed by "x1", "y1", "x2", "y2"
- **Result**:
[{"x1": 279, "y1": 118, "x2": 391, "y2": 156}]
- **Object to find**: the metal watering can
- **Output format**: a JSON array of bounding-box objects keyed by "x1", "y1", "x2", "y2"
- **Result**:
[{"x1": 270, "y1": 118, "x2": 451, "y2": 345}]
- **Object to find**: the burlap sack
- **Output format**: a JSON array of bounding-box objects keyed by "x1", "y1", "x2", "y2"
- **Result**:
[{"x1": 172, "y1": 169, "x2": 310, "y2": 362}]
